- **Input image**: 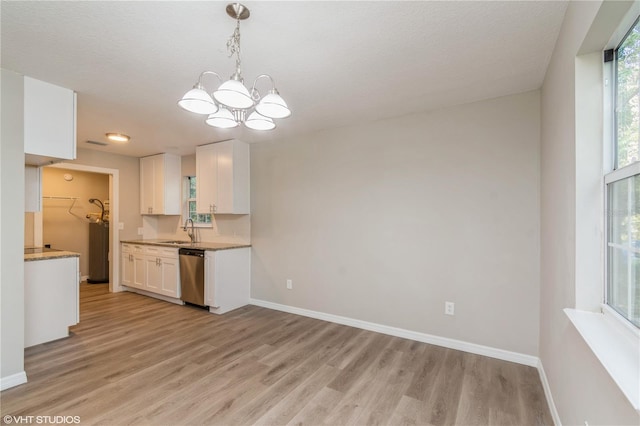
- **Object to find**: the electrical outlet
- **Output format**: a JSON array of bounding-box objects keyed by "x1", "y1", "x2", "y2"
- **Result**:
[
  {"x1": 286, "y1": 279, "x2": 293, "y2": 290},
  {"x1": 137, "y1": 227, "x2": 144, "y2": 235},
  {"x1": 118, "y1": 222, "x2": 124, "y2": 230},
  {"x1": 445, "y1": 301, "x2": 455, "y2": 316}
]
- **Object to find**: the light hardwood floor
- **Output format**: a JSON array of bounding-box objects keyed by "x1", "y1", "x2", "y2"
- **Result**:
[{"x1": 1, "y1": 283, "x2": 552, "y2": 425}]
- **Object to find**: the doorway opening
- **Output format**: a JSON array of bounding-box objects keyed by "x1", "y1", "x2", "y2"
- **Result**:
[{"x1": 44, "y1": 163, "x2": 121, "y2": 293}]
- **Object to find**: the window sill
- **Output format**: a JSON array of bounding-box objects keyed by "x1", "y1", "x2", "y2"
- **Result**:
[{"x1": 564, "y1": 308, "x2": 640, "y2": 412}]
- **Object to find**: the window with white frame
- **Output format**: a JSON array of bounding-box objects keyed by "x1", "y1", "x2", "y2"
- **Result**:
[
  {"x1": 185, "y1": 176, "x2": 212, "y2": 226},
  {"x1": 606, "y1": 17, "x2": 640, "y2": 328}
]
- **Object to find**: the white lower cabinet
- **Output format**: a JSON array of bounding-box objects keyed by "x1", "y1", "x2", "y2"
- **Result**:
[
  {"x1": 121, "y1": 247, "x2": 133, "y2": 286},
  {"x1": 133, "y1": 252, "x2": 146, "y2": 289},
  {"x1": 25, "y1": 256, "x2": 79, "y2": 347},
  {"x1": 205, "y1": 247, "x2": 251, "y2": 314},
  {"x1": 145, "y1": 255, "x2": 162, "y2": 293},
  {"x1": 121, "y1": 243, "x2": 137, "y2": 287},
  {"x1": 159, "y1": 255, "x2": 179, "y2": 298},
  {"x1": 121, "y1": 243, "x2": 180, "y2": 299},
  {"x1": 121, "y1": 243, "x2": 249, "y2": 310}
]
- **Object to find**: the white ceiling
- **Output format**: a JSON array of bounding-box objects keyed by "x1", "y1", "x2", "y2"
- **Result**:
[{"x1": 1, "y1": 1, "x2": 568, "y2": 158}]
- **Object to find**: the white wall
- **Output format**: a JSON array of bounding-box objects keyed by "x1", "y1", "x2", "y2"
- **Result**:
[
  {"x1": 251, "y1": 91, "x2": 541, "y2": 356},
  {"x1": 1, "y1": 69, "x2": 26, "y2": 387},
  {"x1": 72, "y1": 148, "x2": 141, "y2": 241},
  {"x1": 540, "y1": 1, "x2": 640, "y2": 424}
]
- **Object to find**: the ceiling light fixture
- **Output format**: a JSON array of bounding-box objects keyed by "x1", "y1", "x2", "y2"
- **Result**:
[
  {"x1": 178, "y1": 3, "x2": 291, "y2": 131},
  {"x1": 105, "y1": 133, "x2": 130, "y2": 143}
]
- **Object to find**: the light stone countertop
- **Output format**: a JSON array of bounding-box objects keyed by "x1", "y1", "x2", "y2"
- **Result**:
[
  {"x1": 120, "y1": 239, "x2": 251, "y2": 251},
  {"x1": 24, "y1": 248, "x2": 80, "y2": 262}
]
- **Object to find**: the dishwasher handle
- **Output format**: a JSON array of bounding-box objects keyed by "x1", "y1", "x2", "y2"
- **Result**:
[{"x1": 179, "y1": 248, "x2": 205, "y2": 257}]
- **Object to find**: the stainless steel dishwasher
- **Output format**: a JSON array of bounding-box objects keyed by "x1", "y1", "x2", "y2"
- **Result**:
[{"x1": 179, "y1": 248, "x2": 206, "y2": 307}]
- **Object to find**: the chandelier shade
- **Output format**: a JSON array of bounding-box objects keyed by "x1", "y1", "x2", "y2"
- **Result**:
[
  {"x1": 213, "y1": 79, "x2": 255, "y2": 110},
  {"x1": 205, "y1": 107, "x2": 239, "y2": 129},
  {"x1": 178, "y1": 87, "x2": 218, "y2": 115},
  {"x1": 245, "y1": 112, "x2": 275, "y2": 130},
  {"x1": 178, "y1": 3, "x2": 290, "y2": 131},
  {"x1": 256, "y1": 92, "x2": 291, "y2": 119}
]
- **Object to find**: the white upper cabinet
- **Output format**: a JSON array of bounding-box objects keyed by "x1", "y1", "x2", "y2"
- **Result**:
[
  {"x1": 24, "y1": 76, "x2": 76, "y2": 166},
  {"x1": 140, "y1": 153, "x2": 181, "y2": 215},
  {"x1": 196, "y1": 139, "x2": 249, "y2": 215}
]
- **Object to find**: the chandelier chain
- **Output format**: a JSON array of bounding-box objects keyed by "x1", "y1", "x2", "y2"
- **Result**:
[{"x1": 227, "y1": 20, "x2": 242, "y2": 77}]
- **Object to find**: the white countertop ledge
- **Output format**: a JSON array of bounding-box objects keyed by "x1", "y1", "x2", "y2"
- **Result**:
[{"x1": 564, "y1": 308, "x2": 640, "y2": 412}]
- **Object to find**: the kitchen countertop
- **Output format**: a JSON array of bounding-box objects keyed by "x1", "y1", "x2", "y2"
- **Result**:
[
  {"x1": 24, "y1": 247, "x2": 80, "y2": 262},
  {"x1": 121, "y1": 239, "x2": 251, "y2": 251}
]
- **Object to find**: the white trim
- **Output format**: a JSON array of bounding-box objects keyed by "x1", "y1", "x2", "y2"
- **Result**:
[
  {"x1": 249, "y1": 298, "x2": 539, "y2": 367},
  {"x1": 607, "y1": 241, "x2": 640, "y2": 253},
  {"x1": 605, "y1": 2, "x2": 640, "y2": 51},
  {"x1": 602, "y1": 303, "x2": 640, "y2": 338},
  {"x1": 537, "y1": 359, "x2": 562, "y2": 426},
  {"x1": 0, "y1": 371, "x2": 27, "y2": 391},
  {"x1": 604, "y1": 160, "x2": 640, "y2": 184},
  {"x1": 603, "y1": 57, "x2": 614, "y2": 174},
  {"x1": 184, "y1": 176, "x2": 213, "y2": 228},
  {"x1": 565, "y1": 308, "x2": 640, "y2": 412}
]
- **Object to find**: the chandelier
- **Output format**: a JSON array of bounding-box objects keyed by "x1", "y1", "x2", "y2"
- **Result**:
[{"x1": 178, "y1": 3, "x2": 291, "y2": 131}]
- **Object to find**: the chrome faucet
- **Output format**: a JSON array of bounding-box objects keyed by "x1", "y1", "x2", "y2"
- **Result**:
[{"x1": 183, "y1": 218, "x2": 196, "y2": 244}]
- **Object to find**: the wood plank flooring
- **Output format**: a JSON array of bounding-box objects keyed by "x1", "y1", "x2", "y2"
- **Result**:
[{"x1": 0, "y1": 283, "x2": 553, "y2": 425}]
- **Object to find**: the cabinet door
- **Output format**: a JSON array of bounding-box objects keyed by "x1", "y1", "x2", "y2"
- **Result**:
[
  {"x1": 196, "y1": 144, "x2": 218, "y2": 214},
  {"x1": 140, "y1": 156, "x2": 156, "y2": 214},
  {"x1": 132, "y1": 253, "x2": 146, "y2": 289},
  {"x1": 151, "y1": 155, "x2": 165, "y2": 214},
  {"x1": 121, "y1": 252, "x2": 133, "y2": 286},
  {"x1": 159, "y1": 256, "x2": 180, "y2": 298},
  {"x1": 196, "y1": 140, "x2": 249, "y2": 214},
  {"x1": 145, "y1": 256, "x2": 162, "y2": 293},
  {"x1": 140, "y1": 154, "x2": 181, "y2": 215},
  {"x1": 215, "y1": 141, "x2": 234, "y2": 213},
  {"x1": 218, "y1": 140, "x2": 250, "y2": 214},
  {"x1": 24, "y1": 77, "x2": 76, "y2": 160},
  {"x1": 162, "y1": 154, "x2": 182, "y2": 215}
]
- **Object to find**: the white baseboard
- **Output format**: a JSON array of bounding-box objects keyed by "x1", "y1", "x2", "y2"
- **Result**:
[
  {"x1": 249, "y1": 298, "x2": 539, "y2": 367},
  {"x1": 537, "y1": 359, "x2": 562, "y2": 426},
  {"x1": 81, "y1": 275, "x2": 89, "y2": 282},
  {"x1": 0, "y1": 371, "x2": 27, "y2": 391}
]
